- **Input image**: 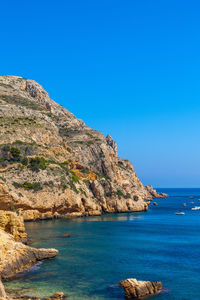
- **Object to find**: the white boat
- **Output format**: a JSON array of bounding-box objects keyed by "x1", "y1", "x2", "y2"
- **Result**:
[
  {"x1": 191, "y1": 206, "x2": 200, "y2": 210},
  {"x1": 175, "y1": 212, "x2": 185, "y2": 215},
  {"x1": 190, "y1": 201, "x2": 195, "y2": 204}
]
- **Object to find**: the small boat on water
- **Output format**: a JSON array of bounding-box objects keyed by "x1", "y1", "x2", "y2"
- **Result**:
[
  {"x1": 190, "y1": 201, "x2": 195, "y2": 204},
  {"x1": 175, "y1": 212, "x2": 185, "y2": 215},
  {"x1": 191, "y1": 206, "x2": 200, "y2": 210},
  {"x1": 183, "y1": 203, "x2": 187, "y2": 207},
  {"x1": 189, "y1": 196, "x2": 195, "y2": 199}
]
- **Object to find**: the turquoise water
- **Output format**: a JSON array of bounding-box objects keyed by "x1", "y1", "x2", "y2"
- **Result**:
[{"x1": 4, "y1": 188, "x2": 200, "y2": 299}]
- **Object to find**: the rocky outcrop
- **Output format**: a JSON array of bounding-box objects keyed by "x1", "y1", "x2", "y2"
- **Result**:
[
  {"x1": 0, "y1": 75, "x2": 166, "y2": 220},
  {"x1": 0, "y1": 210, "x2": 27, "y2": 242},
  {"x1": 106, "y1": 135, "x2": 117, "y2": 156},
  {"x1": 120, "y1": 278, "x2": 162, "y2": 299},
  {"x1": 0, "y1": 228, "x2": 58, "y2": 278},
  {"x1": 145, "y1": 185, "x2": 168, "y2": 198},
  {"x1": 0, "y1": 213, "x2": 58, "y2": 299}
]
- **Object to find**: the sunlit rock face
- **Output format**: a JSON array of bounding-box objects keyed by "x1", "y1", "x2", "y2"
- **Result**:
[
  {"x1": 0, "y1": 75, "x2": 166, "y2": 220},
  {"x1": 0, "y1": 227, "x2": 58, "y2": 278}
]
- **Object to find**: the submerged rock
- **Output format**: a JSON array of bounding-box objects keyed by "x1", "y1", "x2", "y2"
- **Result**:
[
  {"x1": 63, "y1": 233, "x2": 70, "y2": 237},
  {"x1": 120, "y1": 278, "x2": 162, "y2": 299},
  {"x1": 48, "y1": 292, "x2": 67, "y2": 299}
]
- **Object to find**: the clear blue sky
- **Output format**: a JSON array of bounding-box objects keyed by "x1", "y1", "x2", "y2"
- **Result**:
[{"x1": 1, "y1": 0, "x2": 200, "y2": 187}]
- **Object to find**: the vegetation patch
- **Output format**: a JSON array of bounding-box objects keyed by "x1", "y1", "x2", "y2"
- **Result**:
[
  {"x1": 125, "y1": 193, "x2": 131, "y2": 199},
  {"x1": 13, "y1": 181, "x2": 42, "y2": 192},
  {"x1": 83, "y1": 179, "x2": 90, "y2": 187},
  {"x1": 68, "y1": 180, "x2": 79, "y2": 194},
  {"x1": 10, "y1": 147, "x2": 21, "y2": 161},
  {"x1": 0, "y1": 176, "x2": 6, "y2": 182},
  {"x1": 0, "y1": 95, "x2": 43, "y2": 110},
  {"x1": 133, "y1": 195, "x2": 139, "y2": 201},
  {"x1": 28, "y1": 157, "x2": 47, "y2": 172},
  {"x1": 79, "y1": 187, "x2": 87, "y2": 197},
  {"x1": 118, "y1": 161, "x2": 126, "y2": 170},
  {"x1": 70, "y1": 170, "x2": 80, "y2": 183}
]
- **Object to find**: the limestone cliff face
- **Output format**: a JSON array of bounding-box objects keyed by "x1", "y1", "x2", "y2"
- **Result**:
[{"x1": 0, "y1": 75, "x2": 167, "y2": 220}]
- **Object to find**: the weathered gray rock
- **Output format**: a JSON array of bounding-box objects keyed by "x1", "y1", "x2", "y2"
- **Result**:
[
  {"x1": 106, "y1": 135, "x2": 117, "y2": 156},
  {"x1": 145, "y1": 185, "x2": 168, "y2": 198},
  {"x1": 120, "y1": 278, "x2": 162, "y2": 299}
]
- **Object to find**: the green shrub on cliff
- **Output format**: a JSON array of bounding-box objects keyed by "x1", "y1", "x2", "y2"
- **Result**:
[
  {"x1": 28, "y1": 157, "x2": 47, "y2": 172},
  {"x1": 70, "y1": 170, "x2": 80, "y2": 183},
  {"x1": 116, "y1": 189, "x2": 124, "y2": 199},
  {"x1": 21, "y1": 157, "x2": 28, "y2": 166},
  {"x1": 13, "y1": 181, "x2": 42, "y2": 192},
  {"x1": 68, "y1": 180, "x2": 79, "y2": 194},
  {"x1": 67, "y1": 147, "x2": 72, "y2": 153},
  {"x1": 10, "y1": 147, "x2": 21, "y2": 161}
]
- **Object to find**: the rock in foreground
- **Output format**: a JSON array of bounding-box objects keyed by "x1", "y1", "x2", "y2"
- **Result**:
[
  {"x1": 0, "y1": 228, "x2": 58, "y2": 278},
  {"x1": 120, "y1": 278, "x2": 162, "y2": 299}
]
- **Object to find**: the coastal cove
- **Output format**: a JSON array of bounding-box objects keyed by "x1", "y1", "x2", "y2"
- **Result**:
[{"x1": 4, "y1": 188, "x2": 200, "y2": 300}]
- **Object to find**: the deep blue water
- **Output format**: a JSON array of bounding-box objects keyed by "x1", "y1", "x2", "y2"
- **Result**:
[{"x1": 4, "y1": 188, "x2": 200, "y2": 299}]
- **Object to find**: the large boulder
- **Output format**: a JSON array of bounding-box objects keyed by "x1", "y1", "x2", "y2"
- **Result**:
[{"x1": 120, "y1": 278, "x2": 162, "y2": 299}]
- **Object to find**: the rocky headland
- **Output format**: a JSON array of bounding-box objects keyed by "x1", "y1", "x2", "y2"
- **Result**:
[
  {"x1": 0, "y1": 75, "x2": 167, "y2": 221},
  {"x1": 0, "y1": 75, "x2": 167, "y2": 299}
]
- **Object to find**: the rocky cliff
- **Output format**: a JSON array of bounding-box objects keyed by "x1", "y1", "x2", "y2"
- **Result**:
[{"x1": 0, "y1": 75, "x2": 166, "y2": 220}]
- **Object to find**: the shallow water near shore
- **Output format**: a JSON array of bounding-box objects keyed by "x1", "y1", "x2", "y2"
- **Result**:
[{"x1": 4, "y1": 188, "x2": 200, "y2": 300}]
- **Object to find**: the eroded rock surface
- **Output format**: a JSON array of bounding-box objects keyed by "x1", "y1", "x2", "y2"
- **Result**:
[
  {"x1": 0, "y1": 213, "x2": 58, "y2": 299},
  {"x1": 0, "y1": 228, "x2": 58, "y2": 278},
  {"x1": 0, "y1": 75, "x2": 167, "y2": 220},
  {"x1": 120, "y1": 278, "x2": 162, "y2": 299},
  {"x1": 0, "y1": 210, "x2": 27, "y2": 242}
]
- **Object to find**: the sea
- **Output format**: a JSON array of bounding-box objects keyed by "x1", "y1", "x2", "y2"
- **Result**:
[{"x1": 4, "y1": 188, "x2": 200, "y2": 300}]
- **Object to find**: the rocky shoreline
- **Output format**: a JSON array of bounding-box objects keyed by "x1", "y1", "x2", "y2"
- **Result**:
[
  {"x1": 0, "y1": 209, "x2": 165, "y2": 300},
  {"x1": 0, "y1": 75, "x2": 167, "y2": 299},
  {"x1": 0, "y1": 211, "x2": 59, "y2": 299}
]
